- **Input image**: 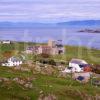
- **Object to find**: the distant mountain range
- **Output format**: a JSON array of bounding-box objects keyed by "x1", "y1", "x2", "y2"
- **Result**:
[
  {"x1": 0, "y1": 22, "x2": 54, "y2": 28},
  {"x1": 0, "y1": 20, "x2": 100, "y2": 28},
  {"x1": 57, "y1": 20, "x2": 100, "y2": 26}
]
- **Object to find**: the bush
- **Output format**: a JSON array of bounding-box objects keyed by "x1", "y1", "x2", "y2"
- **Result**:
[
  {"x1": 92, "y1": 64, "x2": 100, "y2": 74},
  {"x1": 38, "y1": 58, "x2": 56, "y2": 66},
  {"x1": 48, "y1": 59, "x2": 56, "y2": 65},
  {"x1": 39, "y1": 54, "x2": 50, "y2": 58}
]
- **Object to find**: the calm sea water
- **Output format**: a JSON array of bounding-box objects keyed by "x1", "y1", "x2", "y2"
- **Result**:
[{"x1": 0, "y1": 27, "x2": 100, "y2": 49}]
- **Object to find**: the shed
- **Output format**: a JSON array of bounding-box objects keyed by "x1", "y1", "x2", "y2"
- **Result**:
[{"x1": 69, "y1": 59, "x2": 88, "y2": 72}]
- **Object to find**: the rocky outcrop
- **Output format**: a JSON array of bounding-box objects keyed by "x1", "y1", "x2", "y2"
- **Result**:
[
  {"x1": 38, "y1": 94, "x2": 57, "y2": 100},
  {"x1": 0, "y1": 77, "x2": 35, "y2": 89}
]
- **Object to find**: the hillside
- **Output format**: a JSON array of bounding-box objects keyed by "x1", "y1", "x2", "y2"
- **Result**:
[
  {"x1": 57, "y1": 20, "x2": 100, "y2": 26},
  {"x1": 0, "y1": 66, "x2": 100, "y2": 100}
]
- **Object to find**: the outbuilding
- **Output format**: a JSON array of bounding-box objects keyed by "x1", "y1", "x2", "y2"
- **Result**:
[
  {"x1": 62, "y1": 59, "x2": 91, "y2": 73},
  {"x1": 2, "y1": 57, "x2": 23, "y2": 67},
  {"x1": 69, "y1": 59, "x2": 88, "y2": 72}
]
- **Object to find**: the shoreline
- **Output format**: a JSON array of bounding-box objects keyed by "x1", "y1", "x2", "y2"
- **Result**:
[{"x1": 0, "y1": 40, "x2": 100, "y2": 50}]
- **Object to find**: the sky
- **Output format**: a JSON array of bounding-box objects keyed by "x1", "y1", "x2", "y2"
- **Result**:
[{"x1": 0, "y1": 0, "x2": 100, "y2": 23}]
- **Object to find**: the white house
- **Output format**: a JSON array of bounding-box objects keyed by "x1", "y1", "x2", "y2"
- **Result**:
[
  {"x1": 62, "y1": 59, "x2": 88, "y2": 73},
  {"x1": 2, "y1": 57, "x2": 22, "y2": 67},
  {"x1": 2, "y1": 40, "x2": 11, "y2": 44},
  {"x1": 25, "y1": 46, "x2": 40, "y2": 54},
  {"x1": 25, "y1": 46, "x2": 34, "y2": 54}
]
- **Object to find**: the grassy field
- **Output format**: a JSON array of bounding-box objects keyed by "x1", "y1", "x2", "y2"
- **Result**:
[
  {"x1": 52, "y1": 46, "x2": 100, "y2": 65},
  {"x1": 0, "y1": 42, "x2": 100, "y2": 99},
  {"x1": 0, "y1": 42, "x2": 100, "y2": 65},
  {"x1": 0, "y1": 66, "x2": 100, "y2": 100}
]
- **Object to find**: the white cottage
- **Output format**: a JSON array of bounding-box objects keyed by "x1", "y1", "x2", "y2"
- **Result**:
[
  {"x1": 2, "y1": 57, "x2": 22, "y2": 67},
  {"x1": 62, "y1": 59, "x2": 88, "y2": 73},
  {"x1": 69, "y1": 59, "x2": 88, "y2": 72},
  {"x1": 2, "y1": 40, "x2": 11, "y2": 44}
]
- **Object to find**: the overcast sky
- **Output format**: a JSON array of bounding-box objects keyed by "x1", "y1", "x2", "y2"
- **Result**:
[{"x1": 0, "y1": 0, "x2": 100, "y2": 23}]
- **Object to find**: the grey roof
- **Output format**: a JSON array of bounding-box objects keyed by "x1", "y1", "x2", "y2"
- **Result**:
[
  {"x1": 70, "y1": 59, "x2": 87, "y2": 65},
  {"x1": 9, "y1": 57, "x2": 22, "y2": 62}
]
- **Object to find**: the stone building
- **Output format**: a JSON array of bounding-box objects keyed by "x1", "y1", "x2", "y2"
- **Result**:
[{"x1": 25, "y1": 40, "x2": 65, "y2": 55}]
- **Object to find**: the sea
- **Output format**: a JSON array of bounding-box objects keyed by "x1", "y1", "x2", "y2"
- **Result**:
[{"x1": 0, "y1": 26, "x2": 100, "y2": 49}]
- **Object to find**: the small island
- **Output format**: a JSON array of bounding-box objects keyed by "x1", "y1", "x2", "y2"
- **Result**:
[{"x1": 78, "y1": 29, "x2": 100, "y2": 33}]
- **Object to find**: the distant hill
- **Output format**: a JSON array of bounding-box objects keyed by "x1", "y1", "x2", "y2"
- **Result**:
[
  {"x1": 0, "y1": 20, "x2": 100, "y2": 28},
  {"x1": 57, "y1": 20, "x2": 100, "y2": 26},
  {"x1": 0, "y1": 22, "x2": 55, "y2": 28}
]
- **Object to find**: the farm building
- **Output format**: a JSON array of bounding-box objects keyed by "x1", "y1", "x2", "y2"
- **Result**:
[
  {"x1": 1, "y1": 40, "x2": 11, "y2": 44},
  {"x1": 62, "y1": 59, "x2": 91, "y2": 73},
  {"x1": 25, "y1": 40, "x2": 65, "y2": 55},
  {"x1": 2, "y1": 57, "x2": 23, "y2": 67},
  {"x1": 37, "y1": 46, "x2": 52, "y2": 54},
  {"x1": 48, "y1": 40, "x2": 65, "y2": 55},
  {"x1": 25, "y1": 46, "x2": 39, "y2": 54},
  {"x1": 72, "y1": 72, "x2": 91, "y2": 83}
]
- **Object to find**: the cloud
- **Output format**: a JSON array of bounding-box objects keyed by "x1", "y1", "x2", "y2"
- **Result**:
[{"x1": 0, "y1": 0, "x2": 100, "y2": 22}]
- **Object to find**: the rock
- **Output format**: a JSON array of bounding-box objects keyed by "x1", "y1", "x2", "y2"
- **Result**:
[
  {"x1": 44, "y1": 95, "x2": 56, "y2": 100},
  {"x1": 41, "y1": 66, "x2": 55, "y2": 76},
  {"x1": 57, "y1": 65, "x2": 65, "y2": 71},
  {"x1": 19, "y1": 80, "x2": 25, "y2": 85},
  {"x1": 95, "y1": 94, "x2": 100, "y2": 100},
  {"x1": 20, "y1": 68, "x2": 31, "y2": 72},
  {"x1": 3, "y1": 78, "x2": 9, "y2": 82},
  {"x1": 24, "y1": 83, "x2": 33, "y2": 89},
  {"x1": 13, "y1": 77, "x2": 19, "y2": 81},
  {"x1": 38, "y1": 94, "x2": 57, "y2": 100},
  {"x1": 14, "y1": 66, "x2": 21, "y2": 70},
  {"x1": 58, "y1": 71, "x2": 67, "y2": 78},
  {"x1": 0, "y1": 79, "x2": 2, "y2": 82},
  {"x1": 35, "y1": 66, "x2": 41, "y2": 72},
  {"x1": 29, "y1": 83, "x2": 33, "y2": 89},
  {"x1": 72, "y1": 72, "x2": 90, "y2": 83},
  {"x1": 0, "y1": 78, "x2": 3, "y2": 82},
  {"x1": 39, "y1": 90, "x2": 43, "y2": 94},
  {"x1": 24, "y1": 83, "x2": 30, "y2": 88}
]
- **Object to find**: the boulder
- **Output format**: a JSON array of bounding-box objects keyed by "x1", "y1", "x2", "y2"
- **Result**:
[
  {"x1": 38, "y1": 94, "x2": 57, "y2": 100},
  {"x1": 41, "y1": 66, "x2": 55, "y2": 76}
]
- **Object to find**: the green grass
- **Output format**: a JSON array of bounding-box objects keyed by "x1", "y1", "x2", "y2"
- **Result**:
[
  {"x1": 0, "y1": 42, "x2": 29, "y2": 52},
  {"x1": 0, "y1": 42, "x2": 100, "y2": 64},
  {"x1": 0, "y1": 42, "x2": 100, "y2": 99},
  {"x1": 0, "y1": 42, "x2": 46, "y2": 53},
  {"x1": 0, "y1": 67, "x2": 33, "y2": 78},
  {"x1": 52, "y1": 45, "x2": 100, "y2": 65},
  {"x1": 0, "y1": 66, "x2": 100, "y2": 100}
]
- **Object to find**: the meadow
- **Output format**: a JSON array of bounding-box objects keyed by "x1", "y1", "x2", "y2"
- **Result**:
[
  {"x1": 0, "y1": 42, "x2": 100, "y2": 99},
  {"x1": 0, "y1": 42, "x2": 100, "y2": 64},
  {"x1": 0, "y1": 66, "x2": 100, "y2": 100}
]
